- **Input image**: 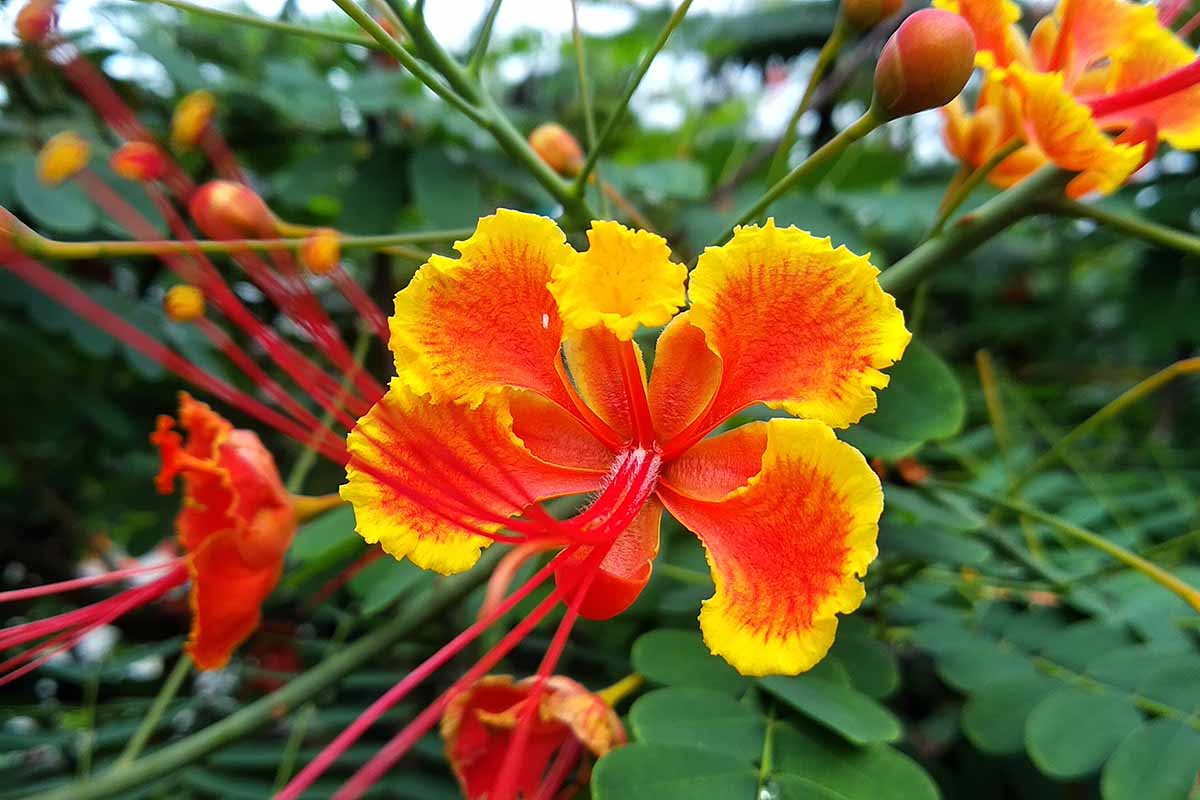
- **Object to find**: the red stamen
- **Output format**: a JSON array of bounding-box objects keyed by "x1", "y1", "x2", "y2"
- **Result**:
[
  {"x1": 531, "y1": 739, "x2": 584, "y2": 800},
  {"x1": 1160, "y1": 0, "x2": 1190, "y2": 26},
  {"x1": 199, "y1": 128, "x2": 248, "y2": 185},
  {"x1": 1088, "y1": 58, "x2": 1200, "y2": 117},
  {"x1": 0, "y1": 559, "x2": 182, "y2": 603},
  {"x1": 618, "y1": 341, "x2": 655, "y2": 447},
  {"x1": 277, "y1": 547, "x2": 579, "y2": 800},
  {"x1": 328, "y1": 267, "x2": 390, "y2": 342},
  {"x1": 479, "y1": 541, "x2": 561, "y2": 620},
  {"x1": 1178, "y1": 8, "x2": 1200, "y2": 36},
  {"x1": 3, "y1": 256, "x2": 347, "y2": 462}
]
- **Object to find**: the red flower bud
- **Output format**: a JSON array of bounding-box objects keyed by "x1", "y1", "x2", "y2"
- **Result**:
[
  {"x1": 528, "y1": 123, "x2": 585, "y2": 178},
  {"x1": 872, "y1": 9, "x2": 976, "y2": 120},
  {"x1": 15, "y1": 0, "x2": 56, "y2": 44},
  {"x1": 188, "y1": 180, "x2": 277, "y2": 240},
  {"x1": 111, "y1": 141, "x2": 169, "y2": 183},
  {"x1": 841, "y1": 0, "x2": 903, "y2": 32},
  {"x1": 299, "y1": 228, "x2": 340, "y2": 275}
]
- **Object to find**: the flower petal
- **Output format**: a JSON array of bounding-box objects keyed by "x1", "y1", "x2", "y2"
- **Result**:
[
  {"x1": 389, "y1": 209, "x2": 576, "y2": 407},
  {"x1": 647, "y1": 312, "x2": 722, "y2": 443},
  {"x1": 684, "y1": 220, "x2": 910, "y2": 434},
  {"x1": 187, "y1": 530, "x2": 283, "y2": 670},
  {"x1": 509, "y1": 390, "x2": 615, "y2": 472},
  {"x1": 1006, "y1": 65, "x2": 1145, "y2": 195},
  {"x1": 658, "y1": 419, "x2": 883, "y2": 676},
  {"x1": 933, "y1": 0, "x2": 1028, "y2": 68},
  {"x1": 1097, "y1": 25, "x2": 1200, "y2": 150},
  {"x1": 341, "y1": 381, "x2": 606, "y2": 575},
  {"x1": 562, "y1": 326, "x2": 647, "y2": 441},
  {"x1": 1051, "y1": 0, "x2": 1156, "y2": 83},
  {"x1": 548, "y1": 220, "x2": 686, "y2": 341}
]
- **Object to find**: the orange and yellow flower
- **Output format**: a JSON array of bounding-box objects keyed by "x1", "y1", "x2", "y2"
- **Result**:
[
  {"x1": 152, "y1": 393, "x2": 302, "y2": 670},
  {"x1": 937, "y1": 0, "x2": 1200, "y2": 197},
  {"x1": 441, "y1": 675, "x2": 626, "y2": 799},
  {"x1": 341, "y1": 210, "x2": 909, "y2": 676}
]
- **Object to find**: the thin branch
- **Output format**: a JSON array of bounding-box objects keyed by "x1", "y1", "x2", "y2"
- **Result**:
[
  {"x1": 134, "y1": 0, "x2": 379, "y2": 49},
  {"x1": 467, "y1": 0, "x2": 504, "y2": 75},
  {"x1": 1052, "y1": 197, "x2": 1200, "y2": 257}
]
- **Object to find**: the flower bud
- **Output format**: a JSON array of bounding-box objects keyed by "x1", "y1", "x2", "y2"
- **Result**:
[
  {"x1": 171, "y1": 90, "x2": 216, "y2": 150},
  {"x1": 111, "y1": 141, "x2": 168, "y2": 182},
  {"x1": 164, "y1": 285, "x2": 205, "y2": 323},
  {"x1": 528, "y1": 123, "x2": 585, "y2": 177},
  {"x1": 299, "y1": 228, "x2": 340, "y2": 275},
  {"x1": 872, "y1": 9, "x2": 976, "y2": 120},
  {"x1": 841, "y1": 0, "x2": 903, "y2": 32},
  {"x1": 188, "y1": 180, "x2": 277, "y2": 240},
  {"x1": 36, "y1": 131, "x2": 90, "y2": 186},
  {"x1": 15, "y1": 0, "x2": 56, "y2": 44}
]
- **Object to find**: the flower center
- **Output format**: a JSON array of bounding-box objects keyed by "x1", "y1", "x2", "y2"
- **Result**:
[{"x1": 566, "y1": 446, "x2": 662, "y2": 545}]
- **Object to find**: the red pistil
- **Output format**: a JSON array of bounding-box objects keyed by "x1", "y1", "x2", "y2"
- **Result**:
[{"x1": 1088, "y1": 58, "x2": 1200, "y2": 117}]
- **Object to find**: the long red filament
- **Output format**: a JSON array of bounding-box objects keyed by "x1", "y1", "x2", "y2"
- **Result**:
[
  {"x1": 276, "y1": 547, "x2": 578, "y2": 800},
  {"x1": 1088, "y1": 58, "x2": 1200, "y2": 117},
  {"x1": 328, "y1": 267, "x2": 390, "y2": 342},
  {"x1": 0, "y1": 559, "x2": 182, "y2": 604},
  {"x1": 618, "y1": 341, "x2": 655, "y2": 446}
]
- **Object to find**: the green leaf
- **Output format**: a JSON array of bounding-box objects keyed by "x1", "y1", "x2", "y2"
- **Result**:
[
  {"x1": 592, "y1": 744, "x2": 758, "y2": 800},
  {"x1": 829, "y1": 631, "x2": 900, "y2": 700},
  {"x1": 759, "y1": 674, "x2": 902, "y2": 744},
  {"x1": 1100, "y1": 719, "x2": 1200, "y2": 800},
  {"x1": 348, "y1": 555, "x2": 432, "y2": 617},
  {"x1": 12, "y1": 153, "x2": 98, "y2": 234},
  {"x1": 841, "y1": 340, "x2": 965, "y2": 459},
  {"x1": 1025, "y1": 689, "x2": 1143, "y2": 779},
  {"x1": 290, "y1": 504, "x2": 358, "y2": 561},
  {"x1": 773, "y1": 725, "x2": 940, "y2": 800},
  {"x1": 961, "y1": 673, "x2": 1057, "y2": 755},
  {"x1": 878, "y1": 521, "x2": 991, "y2": 566},
  {"x1": 631, "y1": 629, "x2": 749, "y2": 695},
  {"x1": 629, "y1": 687, "x2": 765, "y2": 761},
  {"x1": 606, "y1": 160, "x2": 708, "y2": 201},
  {"x1": 410, "y1": 149, "x2": 485, "y2": 229}
]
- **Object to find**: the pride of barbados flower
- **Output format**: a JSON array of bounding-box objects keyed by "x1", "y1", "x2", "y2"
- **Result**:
[
  {"x1": 938, "y1": 0, "x2": 1200, "y2": 197},
  {"x1": 342, "y1": 210, "x2": 910, "y2": 677}
]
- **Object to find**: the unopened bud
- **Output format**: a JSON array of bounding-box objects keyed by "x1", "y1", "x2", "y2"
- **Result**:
[
  {"x1": 37, "y1": 131, "x2": 90, "y2": 186},
  {"x1": 164, "y1": 285, "x2": 205, "y2": 323},
  {"x1": 528, "y1": 123, "x2": 585, "y2": 178},
  {"x1": 15, "y1": 0, "x2": 56, "y2": 44},
  {"x1": 171, "y1": 90, "x2": 216, "y2": 150},
  {"x1": 299, "y1": 228, "x2": 340, "y2": 275},
  {"x1": 872, "y1": 9, "x2": 976, "y2": 120},
  {"x1": 111, "y1": 141, "x2": 168, "y2": 182},
  {"x1": 189, "y1": 180, "x2": 277, "y2": 239},
  {"x1": 841, "y1": 0, "x2": 903, "y2": 32}
]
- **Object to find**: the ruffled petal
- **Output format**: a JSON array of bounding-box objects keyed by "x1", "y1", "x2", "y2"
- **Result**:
[
  {"x1": 657, "y1": 419, "x2": 883, "y2": 676},
  {"x1": 548, "y1": 220, "x2": 686, "y2": 341},
  {"x1": 1006, "y1": 65, "x2": 1145, "y2": 195},
  {"x1": 555, "y1": 497, "x2": 663, "y2": 620},
  {"x1": 186, "y1": 530, "x2": 283, "y2": 670},
  {"x1": 647, "y1": 312, "x2": 722, "y2": 443},
  {"x1": 389, "y1": 209, "x2": 576, "y2": 408},
  {"x1": 562, "y1": 326, "x2": 647, "y2": 441},
  {"x1": 341, "y1": 381, "x2": 607, "y2": 575},
  {"x1": 684, "y1": 220, "x2": 910, "y2": 434},
  {"x1": 1096, "y1": 25, "x2": 1200, "y2": 150}
]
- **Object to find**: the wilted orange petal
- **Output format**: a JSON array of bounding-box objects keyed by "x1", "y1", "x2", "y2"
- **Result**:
[
  {"x1": 684, "y1": 220, "x2": 909, "y2": 435},
  {"x1": 658, "y1": 419, "x2": 882, "y2": 676},
  {"x1": 390, "y1": 210, "x2": 575, "y2": 409},
  {"x1": 341, "y1": 382, "x2": 606, "y2": 575}
]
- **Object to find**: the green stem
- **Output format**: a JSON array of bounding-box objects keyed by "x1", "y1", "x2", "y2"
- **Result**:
[
  {"x1": 656, "y1": 562, "x2": 712, "y2": 587},
  {"x1": 934, "y1": 482, "x2": 1200, "y2": 613},
  {"x1": 756, "y1": 705, "x2": 778, "y2": 793},
  {"x1": 114, "y1": 654, "x2": 192, "y2": 770},
  {"x1": 28, "y1": 549, "x2": 503, "y2": 800},
  {"x1": 467, "y1": 0, "x2": 504, "y2": 75},
  {"x1": 925, "y1": 138, "x2": 1023, "y2": 239},
  {"x1": 571, "y1": 0, "x2": 607, "y2": 218},
  {"x1": 330, "y1": 0, "x2": 487, "y2": 125},
  {"x1": 573, "y1": 0, "x2": 695, "y2": 191},
  {"x1": 1008, "y1": 357, "x2": 1200, "y2": 495},
  {"x1": 135, "y1": 0, "x2": 380, "y2": 48},
  {"x1": 272, "y1": 704, "x2": 316, "y2": 792},
  {"x1": 713, "y1": 110, "x2": 881, "y2": 246},
  {"x1": 1052, "y1": 198, "x2": 1200, "y2": 257},
  {"x1": 767, "y1": 17, "x2": 848, "y2": 183},
  {"x1": 879, "y1": 167, "x2": 1071, "y2": 294}
]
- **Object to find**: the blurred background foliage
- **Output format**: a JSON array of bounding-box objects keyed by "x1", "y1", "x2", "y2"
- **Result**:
[{"x1": 1, "y1": 1, "x2": 1198, "y2": 798}]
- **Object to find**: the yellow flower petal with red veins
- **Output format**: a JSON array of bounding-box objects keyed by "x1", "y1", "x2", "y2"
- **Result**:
[
  {"x1": 390, "y1": 210, "x2": 576, "y2": 408},
  {"x1": 685, "y1": 220, "x2": 909, "y2": 433},
  {"x1": 1098, "y1": 26, "x2": 1200, "y2": 150},
  {"x1": 548, "y1": 220, "x2": 686, "y2": 341},
  {"x1": 1006, "y1": 66, "x2": 1144, "y2": 195},
  {"x1": 933, "y1": 0, "x2": 1027, "y2": 68},
  {"x1": 658, "y1": 419, "x2": 882, "y2": 676},
  {"x1": 562, "y1": 327, "x2": 647, "y2": 440},
  {"x1": 187, "y1": 531, "x2": 284, "y2": 670},
  {"x1": 647, "y1": 312, "x2": 722, "y2": 443},
  {"x1": 341, "y1": 381, "x2": 607, "y2": 575}
]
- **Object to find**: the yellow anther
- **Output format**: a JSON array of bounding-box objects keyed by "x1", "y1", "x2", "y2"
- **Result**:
[
  {"x1": 164, "y1": 285, "x2": 206, "y2": 323},
  {"x1": 36, "y1": 131, "x2": 90, "y2": 187}
]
